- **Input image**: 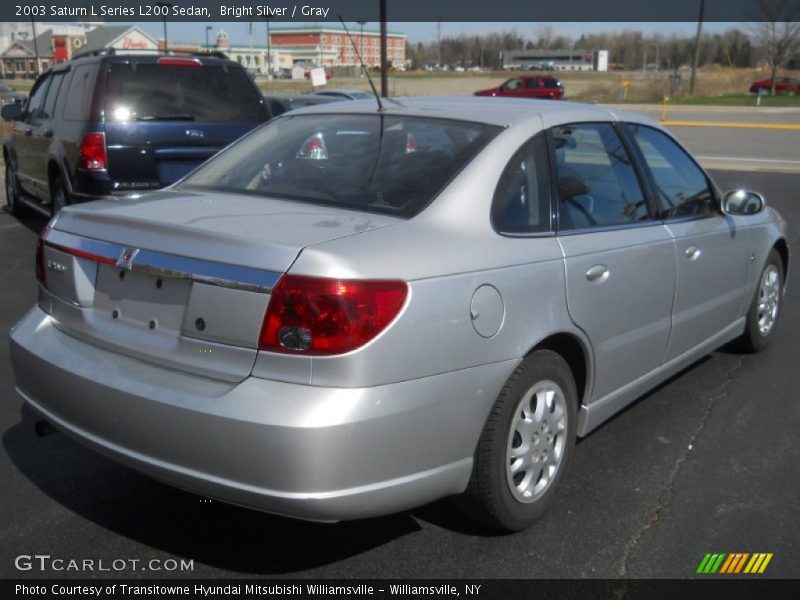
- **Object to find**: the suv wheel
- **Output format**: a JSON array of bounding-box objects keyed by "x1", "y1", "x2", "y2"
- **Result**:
[
  {"x1": 457, "y1": 349, "x2": 578, "y2": 531},
  {"x1": 5, "y1": 161, "x2": 21, "y2": 215},
  {"x1": 50, "y1": 174, "x2": 69, "y2": 217}
]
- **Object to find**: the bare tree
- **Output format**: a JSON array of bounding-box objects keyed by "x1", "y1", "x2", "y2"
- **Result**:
[
  {"x1": 751, "y1": 0, "x2": 800, "y2": 94},
  {"x1": 534, "y1": 24, "x2": 555, "y2": 50}
]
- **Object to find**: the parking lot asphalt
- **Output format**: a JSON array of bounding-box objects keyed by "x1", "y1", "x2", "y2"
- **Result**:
[{"x1": 0, "y1": 169, "x2": 798, "y2": 579}]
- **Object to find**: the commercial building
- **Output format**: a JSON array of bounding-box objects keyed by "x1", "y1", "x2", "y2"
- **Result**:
[
  {"x1": 0, "y1": 24, "x2": 157, "y2": 79},
  {"x1": 212, "y1": 25, "x2": 407, "y2": 75},
  {"x1": 503, "y1": 49, "x2": 609, "y2": 72}
]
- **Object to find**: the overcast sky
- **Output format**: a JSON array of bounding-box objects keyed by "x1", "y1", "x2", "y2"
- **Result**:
[{"x1": 131, "y1": 21, "x2": 742, "y2": 46}]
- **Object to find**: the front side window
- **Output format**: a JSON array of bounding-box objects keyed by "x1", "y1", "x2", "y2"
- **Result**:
[
  {"x1": 179, "y1": 114, "x2": 501, "y2": 218},
  {"x1": 492, "y1": 133, "x2": 550, "y2": 233},
  {"x1": 625, "y1": 123, "x2": 715, "y2": 219},
  {"x1": 25, "y1": 76, "x2": 50, "y2": 120},
  {"x1": 550, "y1": 123, "x2": 648, "y2": 230},
  {"x1": 502, "y1": 79, "x2": 521, "y2": 91}
]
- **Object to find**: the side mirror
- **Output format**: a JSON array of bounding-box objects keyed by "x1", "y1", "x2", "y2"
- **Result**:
[
  {"x1": 1, "y1": 103, "x2": 23, "y2": 121},
  {"x1": 722, "y1": 189, "x2": 765, "y2": 216}
]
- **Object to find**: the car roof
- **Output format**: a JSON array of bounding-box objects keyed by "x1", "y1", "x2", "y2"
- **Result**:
[
  {"x1": 59, "y1": 51, "x2": 241, "y2": 70},
  {"x1": 316, "y1": 88, "x2": 372, "y2": 95},
  {"x1": 288, "y1": 96, "x2": 658, "y2": 128}
]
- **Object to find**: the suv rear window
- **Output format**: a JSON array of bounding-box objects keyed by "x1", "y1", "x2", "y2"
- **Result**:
[
  {"x1": 179, "y1": 114, "x2": 501, "y2": 218},
  {"x1": 104, "y1": 63, "x2": 265, "y2": 123}
]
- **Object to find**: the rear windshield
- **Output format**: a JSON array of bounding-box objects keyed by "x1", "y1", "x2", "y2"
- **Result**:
[
  {"x1": 104, "y1": 63, "x2": 266, "y2": 123},
  {"x1": 178, "y1": 114, "x2": 502, "y2": 218}
]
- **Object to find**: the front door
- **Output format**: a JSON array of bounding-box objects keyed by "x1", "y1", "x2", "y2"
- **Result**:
[{"x1": 623, "y1": 123, "x2": 750, "y2": 361}]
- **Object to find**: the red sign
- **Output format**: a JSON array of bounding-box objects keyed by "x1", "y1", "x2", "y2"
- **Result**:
[{"x1": 122, "y1": 37, "x2": 148, "y2": 49}]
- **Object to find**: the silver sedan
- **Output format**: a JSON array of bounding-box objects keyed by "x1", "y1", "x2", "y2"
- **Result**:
[{"x1": 10, "y1": 98, "x2": 789, "y2": 531}]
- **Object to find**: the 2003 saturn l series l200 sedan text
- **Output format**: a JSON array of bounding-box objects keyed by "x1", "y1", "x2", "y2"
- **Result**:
[{"x1": 9, "y1": 97, "x2": 789, "y2": 531}]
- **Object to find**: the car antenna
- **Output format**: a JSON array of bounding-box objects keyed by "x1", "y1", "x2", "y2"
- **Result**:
[{"x1": 338, "y1": 16, "x2": 383, "y2": 112}]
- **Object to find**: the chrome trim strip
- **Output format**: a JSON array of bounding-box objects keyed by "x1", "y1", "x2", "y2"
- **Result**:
[{"x1": 46, "y1": 229, "x2": 280, "y2": 293}]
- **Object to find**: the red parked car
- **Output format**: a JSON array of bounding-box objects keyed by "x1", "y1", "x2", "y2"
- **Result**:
[
  {"x1": 749, "y1": 77, "x2": 800, "y2": 94},
  {"x1": 475, "y1": 75, "x2": 565, "y2": 100}
]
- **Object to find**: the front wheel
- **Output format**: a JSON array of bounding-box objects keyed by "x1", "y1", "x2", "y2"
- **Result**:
[
  {"x1": 457, "y1": 349, "x2": 578, "y2": 531},
  {"x1": 736, "y1": 249, "x2": 784, "y2": 353}
]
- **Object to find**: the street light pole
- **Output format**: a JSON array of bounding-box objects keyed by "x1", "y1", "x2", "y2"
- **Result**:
[{"x1": 205, "y1": 25, "x2": 211, "y2": 53}]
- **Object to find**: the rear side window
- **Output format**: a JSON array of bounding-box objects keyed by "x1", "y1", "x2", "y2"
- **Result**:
[
  {"x1": 63, "y1": 64, "x2": 98, "y2": 121},
  {"x1": 524, "y1": 79, "x2": 539, "y2": 89},
  {"x1": 179, "y1": 114, "x2": 501, "y2": 218},
  {"x1": 550, "y1": 123, "x2": 648, "y2": 230},
  {"x1": 492, "y1": 133, "x2": 551, "y2": 233},
  {"x1": 104, "y1": 63, "x2": 267, "y2": 123},
  {"x1": 624, "y1": 124, "x2": 715, "y2": 219},
  {"x1": 543, "y1": 79, "x2": 562, "y2": 89}
]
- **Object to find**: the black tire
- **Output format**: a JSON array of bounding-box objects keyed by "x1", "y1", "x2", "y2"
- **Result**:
[
  {"x1": 5, "y1": 160, "x2": 22, "y2": 215},
  {"x1": 457, "y1": 349, "x2": 578, "y2": 531},
  {"x1": 50, "y1": 173, "x2": 69, "y2": 217},
  {"x1": 736, "y1": 248, "x2": 784, "y2": 353}
]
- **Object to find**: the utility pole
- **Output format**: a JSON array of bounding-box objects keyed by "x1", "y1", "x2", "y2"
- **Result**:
[
  {"x1": 357, "y1": 21, "x2": 366, "y2": 74},
  {"x1": 205, "y1": 25, "x2": 211, "y2": 52},
  {"x1": 155, "y1": 2, "x2": 172, "y2": 53},
  {"x1": 689, "y1": 0, "x2": 705, "y2": 96},
  {"x1": 380, "y1": 0, "x2": 388, "y2": 97},
  {"x1": 30, "y1": 16, "x2": 39, "y2": 78},
  {"x1": 437, "y1": 22, "x2": 442, "y2": 67}
]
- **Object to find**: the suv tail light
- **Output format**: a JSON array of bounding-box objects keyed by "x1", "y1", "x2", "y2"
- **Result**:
[
  {"x1": 78, "y1": 133, "x2": 107, "y2": 171},
  {"x1": 259, "y1": 275, "x2": 408, "y2": 355}
]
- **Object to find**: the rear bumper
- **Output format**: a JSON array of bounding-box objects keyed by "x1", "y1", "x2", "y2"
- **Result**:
[{"x1": 10, "y1": 306, "x2": 515, "y2": 521}]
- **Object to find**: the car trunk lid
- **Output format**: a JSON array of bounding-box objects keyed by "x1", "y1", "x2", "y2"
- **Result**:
[{"x1": 41, "y1": 190, "x2": 399, "y2": 382}]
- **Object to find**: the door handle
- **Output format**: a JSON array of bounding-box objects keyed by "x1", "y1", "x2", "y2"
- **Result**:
[
  {"x1": 586, "y1": 264, "x2": 610, "y2": 283},
  {"x1": 24, "y1": 127, "x2": 32, "y2": 136},
  {"x1": 685, "y1": 246, "x2": 702, "y2": 261}
]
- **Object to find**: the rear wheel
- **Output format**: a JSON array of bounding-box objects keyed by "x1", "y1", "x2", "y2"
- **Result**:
[
  {"x1": 50, "y1": 173, "x2": 69, "y2": 217},
  {"x1": 5, "y1": 161, "x2": 21, "y2": 215},
  {"x1": 458, "y1": 349, "x2": 578, "y2": 531},
  {"x1": 736, "y1": 249, "x2": 783, "y2": 353}
]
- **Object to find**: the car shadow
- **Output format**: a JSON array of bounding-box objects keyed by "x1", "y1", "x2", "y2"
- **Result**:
[
  {"x1": 3, "y1": 404, "x2": 427, "y2": 575},
  {"x1": 2, "y1": 206, "x2": 48, "y2": 235}
]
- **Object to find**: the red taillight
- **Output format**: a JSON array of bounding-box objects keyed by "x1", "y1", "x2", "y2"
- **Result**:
[
  {"x1": 405, "y1": 133, "x2": 417, "y2": 154},
  {"x1": 296, "y1": 133, "x2": 328, "y2": 160},
  {"x1": 259, "y1": 275, "x2": 408, "y2": 355},
  {"x1": 157, "y1": 57, "x2": 202, "y2": 67},
  {"x1": 78, "y1": 133, "x2": 107, "y2": 171},
  {"x1": 35, "y1": 226, "x2": 50, "y2": 286}
]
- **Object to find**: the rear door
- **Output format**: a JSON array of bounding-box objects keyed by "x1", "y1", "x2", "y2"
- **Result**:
[
  {"x1": 623, "y1": 123, "x2": 750, "y2": 362},
  {"x1": 13, "y1": 74, "x2": 50, "y2": 197},
  {"x1": 552, "y1": 122, "x2": 676, "y2": 401},
  {"x1": 101, "y1": 59, "x2": 269, "y2": 192}
]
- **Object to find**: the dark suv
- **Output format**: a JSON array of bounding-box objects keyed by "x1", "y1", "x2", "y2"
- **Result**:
[{"x1": 2, "y1": 51, "x2": 271, "y2": 216}]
